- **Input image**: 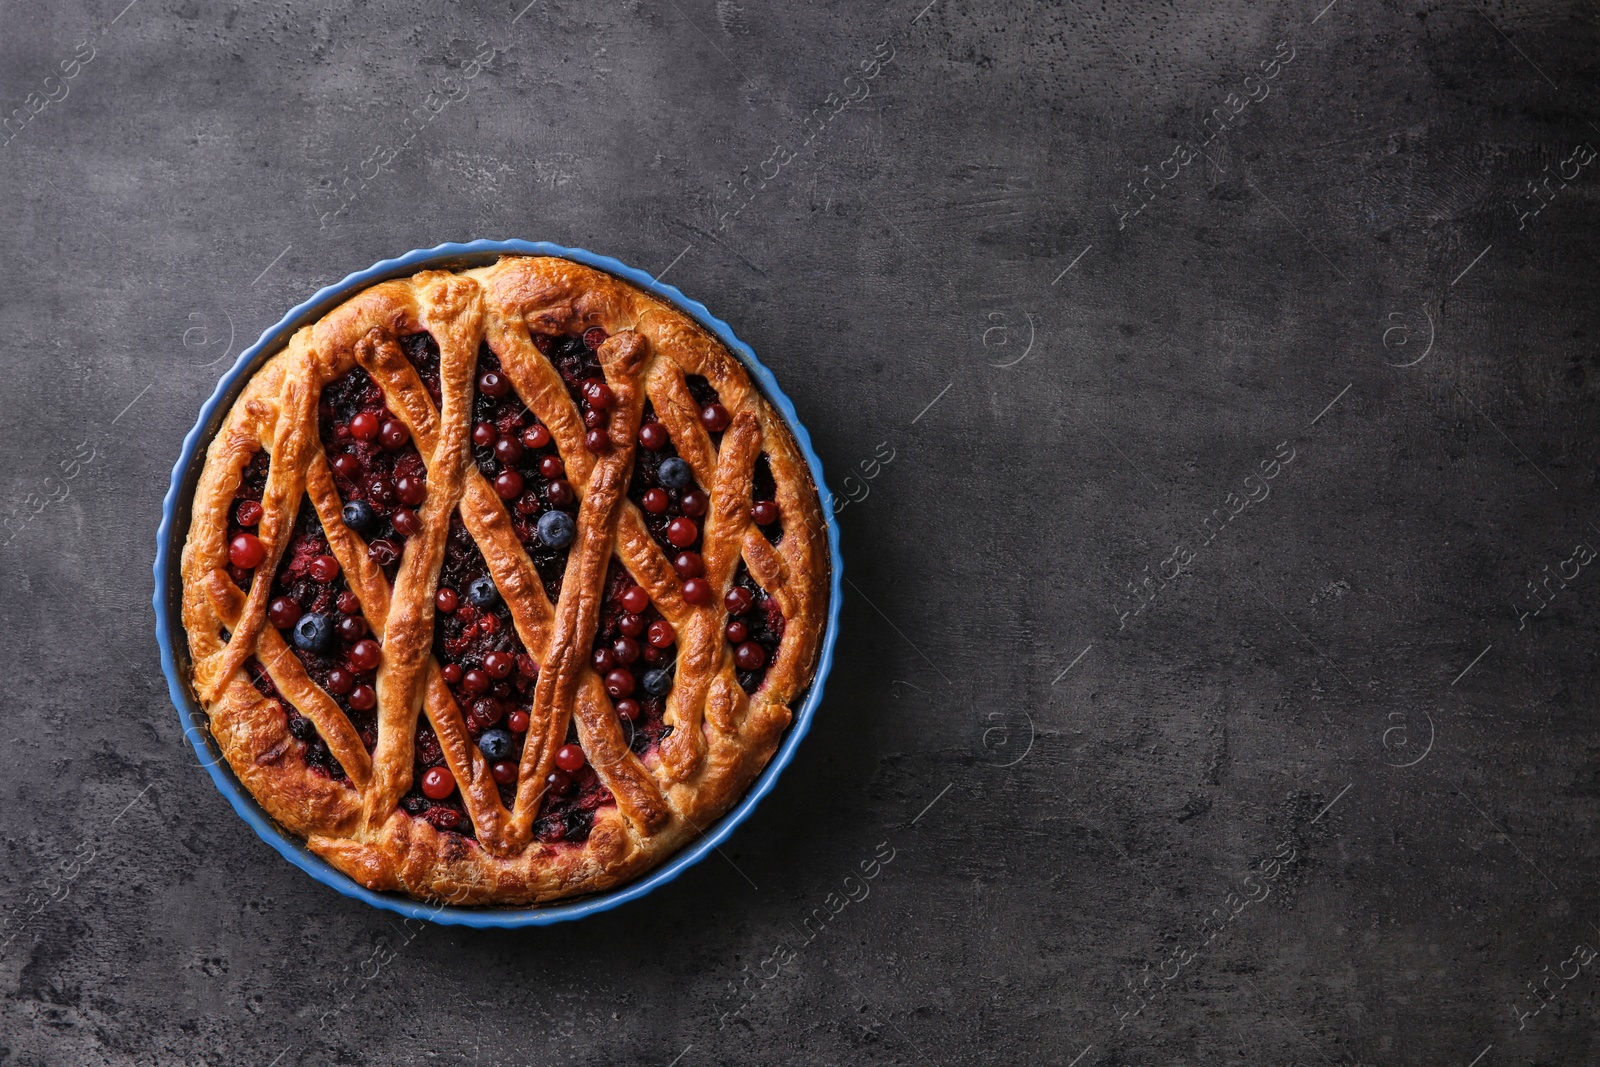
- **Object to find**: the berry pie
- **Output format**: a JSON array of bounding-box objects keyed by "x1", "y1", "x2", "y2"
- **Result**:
[{"x1": 180, "y1": 255, "x2": 829, "y2": 905}]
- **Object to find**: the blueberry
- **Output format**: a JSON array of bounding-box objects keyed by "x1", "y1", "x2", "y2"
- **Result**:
[
  {"x1": 292, "y1": 612, "x2": 333, "y2": 653},
  {"x1": 467, "y1": 575, "x2": 499, "y2": 609},
  {"x1": 657, "y1": 457, "x2": 691, "y2": 490},
  {"x1": 641, "y1": 668, "x2": 672, "y2": 697},
  {"x1": 288, "y1": 716, "x2": 317, "y2": 741},
  {"x1": 478, "y1": 728, "x2": 512, "y2": 761},
  {"x1": 537, "y1": 511, "x2": 576, "y2": 548},
  {"x1": 341, "y1": 500, "x2": 377, "y2": 535}
]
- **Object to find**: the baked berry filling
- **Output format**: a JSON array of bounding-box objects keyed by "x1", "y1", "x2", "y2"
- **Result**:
[
  {"x1": 534, "y1": 722, "x2": 615, "y2": 845},
  {"x1": 684, "y1": 374, "x2": 732, "y2": 449},
  {"x1": 750, "y1": 452, "x2": 783, "y2": 545},
  {"x1": 423, "y1": 512, "x2": 534, "y2": 826},
  {"x1": 589, "y1": 559, "x2": 677, "y2": 758},
  {"x1": 399, "y1": 737, "x2": 477, "y2": 838},
  {"x1": 399, "y1": 332, "x2": 442, "y2": 406},
  {"x1": 467, "y1": 344, "x2": 579, "y2": 602},
  {"x1": 726, "y1": 563, "x2": 783, "y2": 693},
  {"x1": 264, "y1": 500, "x2": 381, "y2": 765},
  {"x1": 319, "y1": 367, "x2": 428, "y2": 583},
  {"x1": 224, "y1": 449, "x2": 271, "y2": 589},
  {"x1": 630, "y1": 401, "x2": 708, "y2": 571},
  {"x1": 534, "y1": 329, "x2": 618, "y2": 457}
]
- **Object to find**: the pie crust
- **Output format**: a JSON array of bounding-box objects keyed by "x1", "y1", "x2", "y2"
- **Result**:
[{"x1": 180, "y1": 255, "x2": 829, "y2": 905}]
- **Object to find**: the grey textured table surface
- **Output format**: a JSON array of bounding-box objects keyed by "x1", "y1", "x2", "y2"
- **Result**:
[{"x1": 4, "y1": 1, "x2": 1599, "y2": 1064}]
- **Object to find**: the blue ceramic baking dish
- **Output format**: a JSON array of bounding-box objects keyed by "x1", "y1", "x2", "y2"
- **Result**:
[{"x1": 153, "y1": 240, "x2": 842, "y2": 927}]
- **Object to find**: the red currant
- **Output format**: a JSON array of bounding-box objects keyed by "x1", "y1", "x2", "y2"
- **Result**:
[
  {"x1": 392, "y1": 508, "x2": 422, "y2": 537},
  {"x1": 494, "y1": 437, "x2": 524, "y2": 465},
  {"x1": 583, "y1": 408, "x2": 605, "y2": 430},
  {"x1": 229, "y1": 533, "x2": 266, "y2": 569},
  {"x1": 666, "y1": 517, "x2": 698, "y2": 548},
  {"x1": 463, "y1": 669, "x2": 490, "y2": 695},
  {"x1": 332, "y1": 453, "x2": 362, "y2": 479},
  {"x1": 620, "y1": 585, "x2": 650, "y2": 614},
  {"x1": 349, "y1": 639, "x2": 382, "y2": 671},
  {"x1": 735, "y1": 641, "x2": 767, "y2": 671},
  {"x1": 592, "y1": 646, "x2": 617, "y2": 672},
  {"x1": 473, "y1": 422, "x2": 498, "y2": 448},
  {"x1": 521, "y1": 423, "x2": 551, "y2": 449},
  {"x1": 545, "y1": 769, "x2": 573, "y2": 797},
  {"x1": 725, "y1": 586, "x2": 754, "y2": 615},
  {"x1": 442, "y1": 663, "x2": 463, "y2": 685},
  {"x1": 701, "y1": 403, "x2": 731, "y2": 432},
  {"x1": 555, "y1": 743, "x2": 587, "y2": 772},
  {"x1": 680, "y1": 490, "x2": 708, "y2": 517},
  {"x1": 379, "y1": 419, "x2": 409, "y2": 450},
  {"x1": 436, "y1": 587, "x2": 458, "y2": 613},
  {"x1": 547, "y1": 480, "x2": 575, "y2": 507},
  {"x1": 507, "y1": 709, "x2": 530, "y2": 733},
  {"x1": 495, "y1": 469, "x2": 525, "y2": 500},
  {"x1": 615, "y1": 698, "x2": 641, "y2": 721},
  {"x1": 643, "y1": 644, "x2": 664, "y2": 664},
  {"x1": 618, "y1": 612, "x2": 645, "y2": 637},
  {"x1": 337, "y1": 590, "x2": 360, "y2": 614},
  {"x1": 236, "y1": 500, "x2": 263, "y2": 526},
  {"x1": 682, "y1": 577, "x2": 712, "y2": 606},
  {"x1": 604, "y1": 670, "x2": 635, "y2": 698},
  {"x1": 395, "y1": 473, "x2": 426, "y2": 506},
  {"x1": 642, "y1": 488, "x2": 669, "y2": 514},
  {"x1": 726, "y1": 619, "x2": 748, "y2": 643},
  {"x1": 326, "y1": 668, "x2": 354, "y2": 696},
  {"x1": 583, "y1": 327, "x2": 608, "y2": 349},
  {"x1": 484, "y1": 651, "x2": 514, "y2": 679},
  {"x1": 421, "y1": 766, "x2": 455, "y2": 800},
  {"x1": 472, "y1": 697, "x2": 503, "y2": 727},
  {"x1": 337, "y1": 615, "x2": 367, "y2": 642},
  {"x1": 672, "y1": 551, "x2": 704, "y2": 578},
  {"x1": 639, "y1": 422, "x2": 668, "y2": 450},
  {"x1": 539, "y1": 454, "x2": 564, "y2": 479},
  {"x1": 585, "y1": 429, "x2": 609, "y2": 454},
  {"x1": 491, "y1": 760, "x2": 518, "y2": 785},
  {"x1": 268, "y1": 597, "x2": 301, "y2": 629},
  {"x1": 350, "y1": 412, "x2": 380, "y2": 440},
  {"x1": 309, "y1": 554, "x2": 340, "y2": 582},
  {"x1": 648, "y1": 619, "x2": 676, "y2": 648},
  {"x1": 349, "y1": 684, "x2": 376, "y2": 711},
  {"x1": 477, "y1": 613, "x2": 499, "y2": 635},
  {"x1": 751, "y1": 499, "x2": 779, "y2": 526},
  {"x1": 479, "y1": 370, "x2": 511, "y2": 398},
  {"x1": 613, "y1": 636, "x2": 640, "y2": 665}
]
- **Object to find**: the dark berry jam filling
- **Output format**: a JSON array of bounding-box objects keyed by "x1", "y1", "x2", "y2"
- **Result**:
[
  {"x1": 399, "y1": 332, "x2": 442, "y2": 406},
  {"x1": 727, "y1": 563, "x2": 783, "y2": 693},
  {"x1": 399, "y1": 743, "x2": 476, "y2": 840},
  {"x1": 683, "y1": 374, "x2": 730, "y2": 450},
  {"x1": 533, "y1": 330, "x2": 618, "y2": 460},
  {"x1": 751, "y1": 452, "x2": 783, "y2": 545},
  {"x1": 319, "y1": 366, "x2": 428, "y2": 583},
  {"x1": 436, "y1": 510, "x2": 539, "y2": 727},
  {"x1": 534, "y1": 721, "x2": 615, "y2": 846},
  {"x1": 589, "y1": 559, "x2": 677, "y2": 759},
  {"x1": 629, "y1": 401, "x2": 707, "y2": 560},
  {"x1": 467, "y1": 344, "x2": 579, "y2": 602},
  {"x1": 224, "y1": 449, "x2": 271, "y2": 589},
  {"x1": 266, "y1": 499, "x2": 381, "y2": 774}
]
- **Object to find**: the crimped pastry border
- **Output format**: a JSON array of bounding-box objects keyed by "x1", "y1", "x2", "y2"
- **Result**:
[{"x1": 176, "y1": 254, "x2": 830, "y2": 907}]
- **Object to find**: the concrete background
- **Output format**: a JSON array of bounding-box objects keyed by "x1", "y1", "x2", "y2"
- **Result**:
[{"x1": 3, "y1": 1, "x2": 1599, "y2": 1064}]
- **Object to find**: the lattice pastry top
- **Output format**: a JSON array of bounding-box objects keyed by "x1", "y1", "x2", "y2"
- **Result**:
[{"x1": 180, "y1": 256, "x2": 829, "y2": 905}]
